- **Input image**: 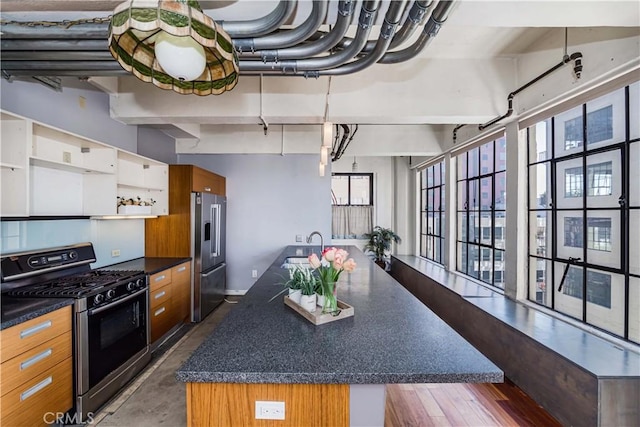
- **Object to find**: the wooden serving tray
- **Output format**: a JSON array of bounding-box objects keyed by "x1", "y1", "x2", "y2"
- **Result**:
[{"x1": 284, "y1": 295, "x2": 354, "y2": 325}]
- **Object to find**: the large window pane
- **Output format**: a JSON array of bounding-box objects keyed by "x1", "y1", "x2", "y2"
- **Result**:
[
  {"x1": 629, "y1": 210, "x2": 639, "y2": 275},
  {"x1": 629, "y1": 277, "x2": 640, "y2": 344},
  {"x1": 585, "y1": 270, "x2": 624, "y2": 337},
  {"x1": 556, "y1": 157, "x2": 583, "y2": 209},
  {"x1": 585, "y1": 87, "x2": 625, "y2": 148},
  {"x1": 529, "y1": 119, "x2": 552, "y2": 163},
  {"x1": 480, "y1": 140, "x2": 494, "y2": 174},
  {"x1": 331, "y1": 175, "x2": 349, "y2": 205},
  {"x1": 468, "y1": 147, "x2": 480, "y2": 178},
  {"x1": 630, "y1": 82, "x2": 639, "y2": 140},
  {"x1": 469, "y1": 179, "x2": 480, "y2": 211},
  {"x1": 586, "y1": 210, "x2": 620, "y2": 269},
  {"x1": 554, "y1": 263, "x2": 583, "y2": 320},
  {"x1": 556, "y1": 211, "x2": 584, "y2": 261},
  {"x1": 554, "y1": 105, "x2": 584, "y2": 158},
  {"x1": 420, "y1": 160, "x2": 446, "y2": 265},
  {"x1": 494, "y1": 172, "x2": 506, "y2": 210},
  {"x1": 467, "y1": 244, "x2": 479, "y2": 279},
  {"x1": 630, "y1": 142, "x2": 639, "y2": 207},
  {"x1": 495, "y1": 137, "x2": 507, "y2": 172},
  {"x1": 586, "y1": 150, "x2": 621, "y2": 208},
  {"x1": 529, "y1": 163, "x2": 552, "y2": 209},
  {"x1": 458, "y1": 153, "x2": 467, "y2": 180},
  {"x1": 480, "y1": 176, "x2": 492, "y2": 210},
  {"x1": 529, "y1": 258, "x2": 553, "y2": 307},
  {"x1": 529, "y1": 211, "x2": 551, "y2": 258}
]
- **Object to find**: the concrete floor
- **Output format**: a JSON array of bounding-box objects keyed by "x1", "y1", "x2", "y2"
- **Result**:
[{"x1": 91, "y1": 298, "x2": 239, "y2": 427}]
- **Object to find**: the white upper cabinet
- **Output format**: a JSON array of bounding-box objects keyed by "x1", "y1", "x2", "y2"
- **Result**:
[{"x1": 0, "y1": 110, "x2": 168, "y2": 218}]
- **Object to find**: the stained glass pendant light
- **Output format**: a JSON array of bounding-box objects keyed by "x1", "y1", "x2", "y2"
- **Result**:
[{"x1": 108, "y1": 0, "x2": 239, "y2": 96}]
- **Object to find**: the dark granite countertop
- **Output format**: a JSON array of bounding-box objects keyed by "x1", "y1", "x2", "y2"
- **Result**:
[
  {"x1": 1, "y1": 297, "x2": 74, "y2": 330},
  {"x1": 101, "y1": 257, "x2": 191, "y2": 275},
  {"x1": 176, "y1": 245, "x2": 503, "y2": 384}
]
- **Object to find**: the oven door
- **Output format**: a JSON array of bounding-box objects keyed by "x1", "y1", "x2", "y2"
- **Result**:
[{"x1": 77, "y1": 288, "x2": 148, "y2": 393}]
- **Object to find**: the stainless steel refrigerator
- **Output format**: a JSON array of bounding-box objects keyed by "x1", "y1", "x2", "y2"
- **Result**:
[{"x1": 191, "y1": 192, "x2": 226, "y2": 322}]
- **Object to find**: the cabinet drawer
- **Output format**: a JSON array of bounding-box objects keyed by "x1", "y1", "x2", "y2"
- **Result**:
[
  {"x1": 150, "y1": 284, "x2": 172, "y2": 309},
  {"x1": 150, "y1": 302, "x2": 173, "y2": 343},
  {"x1": 149, "y1": 269, "x2": 172, "y2": 292},
  {"x1": 0, "y1": 306, "x2": 72, "y2": 363},
  {"x1": 1, "y1": 356, "x2": 73, "y2": 427},
  {"x1": 1, "y1": 332, "x2": 72, "y2": 397},
  {"x1": 172, "y1": 262, "x2": 190, "y2": 285}
]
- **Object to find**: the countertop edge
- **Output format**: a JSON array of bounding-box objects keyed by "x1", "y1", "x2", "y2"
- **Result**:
[
  {"x1": 1, "y1": 298, "x2": 74, "y2": 330},
  {"x1": 103, "y1": 257, "x2": 192, "y2": 275}
]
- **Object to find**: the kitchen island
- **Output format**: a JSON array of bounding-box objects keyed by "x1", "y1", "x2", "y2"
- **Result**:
[{"x1": 176, "y1": 246, "x2": 502, "y2": 426}]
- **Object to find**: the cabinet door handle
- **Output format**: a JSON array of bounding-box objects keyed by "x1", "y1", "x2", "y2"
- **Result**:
[
  {"x1": 154, "y1": 275, "x2": 165, "y2": 282},
  {"x1": 154, "y1": 307, "x2": 166, "y2": 316},
  {"x1": 154, "y1": 290, "x2": 166, "y2": 300},
  {"x1": 204, "y1": 187, "x2": 211, "y2": 192},
  {"x1": 20, "y1": 348, "x2": 52, "y2": 370},
  {"x1": 21, "y1": 376, "x2": 52, "y2": 401},
  {"x1": 177, "y1": 266, "x2": 187, "y2": 272},
  {"x1": 20, "y1": 320, "x2": 52, "y2": 339}
]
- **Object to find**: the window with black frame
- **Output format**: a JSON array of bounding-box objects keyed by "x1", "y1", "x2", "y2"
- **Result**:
[
  {"x1": 456, "y1": 136, "x2": 507, "y2": 288},
  {"x1": 419, "y1": 161, "x2": 445, "y2": 264},
  {"x1": 331, "y1": 173, "x2": 374, "y2": 239},
  {"x1": 526, "y1": 82, "x2": 639, "y2": 344}
]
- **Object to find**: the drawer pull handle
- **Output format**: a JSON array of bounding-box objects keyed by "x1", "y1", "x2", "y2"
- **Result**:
[
  {"x1": 154, "y1": 275, "x2": 166, "y2": 282},
  {"x1": 21, "y1": 376, "x2": 52, "y2": 401},
  {"x1": 20, "y1": 320, "x2": 52, "y2": 339},
  {"x1": 154, "y1": 307, "x2": 166, "y2": 316},
  {"x1": 204, "y1": 187, "x2": 211, "y2": 192},
  {"x1": 154, "y1": 290, "x2": 166, "y2": 299},
  {"x1": 20, "y1": 349, "x2": 52, "y2": 370},
  {"x1": 177, "y1": 266, "x2": 186, "y2": 272}
]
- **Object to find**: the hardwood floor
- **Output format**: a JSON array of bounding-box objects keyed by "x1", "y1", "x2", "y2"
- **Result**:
[{"x1": 385, "y1": 380, "x2": 562, "y2": 427}]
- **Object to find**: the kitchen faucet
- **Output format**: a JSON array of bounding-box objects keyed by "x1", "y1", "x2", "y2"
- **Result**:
[{"x1": 307, "y1": 231, "x2": 324, "y2": 252}]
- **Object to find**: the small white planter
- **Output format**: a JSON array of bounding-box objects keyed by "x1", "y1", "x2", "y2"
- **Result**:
[
  {"x1": 316, "y1": 293, "x2": 325, "y2": 308},
  {"x1": 299, "y1": 294, "x2": 316, "y2": 313},
  {"x1": 118, "y1": 205, "x2": 152, "y2": 215},
  {"x1": 288, "y1": 289, "x2": 302, "y2": 304}
]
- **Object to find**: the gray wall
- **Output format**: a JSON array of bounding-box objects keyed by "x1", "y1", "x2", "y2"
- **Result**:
[
  {"x1": 179, "y1": 154, "x2": 332, "y2": 292},
  {"x1": 0, "y1": 78, "x2": 137, "y2": 152},
  {"x1": 138, "y1": 127, "x2": 177, "y2": 164}
]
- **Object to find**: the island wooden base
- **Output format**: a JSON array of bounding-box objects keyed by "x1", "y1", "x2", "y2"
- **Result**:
[{"x1": 186, "y1": 382, "x2": 349, "y2": 426}]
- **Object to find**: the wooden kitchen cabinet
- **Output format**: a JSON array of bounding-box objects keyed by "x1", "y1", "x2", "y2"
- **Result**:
[
  {"x1": 0, "y1": 305, "x2": 73, "y2": 427},
  {"x1": 145, "y1": 165, "x2": 225, "y2": 258},
  {"x1": 149, "y1": 261, "x2": 192, "y2": 344},
  {"x1": 0, "y1": 109, "x2": 168, "y2": 218}
]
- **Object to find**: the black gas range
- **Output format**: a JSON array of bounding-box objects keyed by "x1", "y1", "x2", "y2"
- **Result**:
[{"x1": 1, "y1": 242, "x2": 151, "y2": 422}]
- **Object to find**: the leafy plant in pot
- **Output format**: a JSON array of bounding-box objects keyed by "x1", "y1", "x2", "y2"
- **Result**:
[
  {"x1": 363, "y1": 226, "x2": 402, "y2": 269},
  {"x1": 280, "y1": 265, "x2": 317, "y2": 312}
]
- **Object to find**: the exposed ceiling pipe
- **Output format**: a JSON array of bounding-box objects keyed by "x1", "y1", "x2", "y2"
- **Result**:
[
  {"x1": 239, "y1": 0, "x2": 381, "y2": 75},
  {"x1": 233, "y1": 0, "x2": 328, "y2": 52},
  {"x1": 379, "y1": 0, "x2": 456, "y2": 64},
  {"x1": 319, "y1": 0, "x2": 407, "y2": 76},
  {"x1": 238, "y1": 0, "x2": 355, "y2": 61},
  {"x1": 336, "y1": 0, "x2": 432, "y2": 53},
  {"x1": 221, "y1": 0, "x2": 296, "y2": 38},
  {"x1": 478, "y1": 52, "x2": 583, "y2": 130}
]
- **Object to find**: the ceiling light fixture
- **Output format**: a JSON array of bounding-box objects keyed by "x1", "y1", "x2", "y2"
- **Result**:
[
  {"x1": 319, "y1": 162, "x2": 325, "y2": 177},
  {"x1": 108, "y1": 0, "x2": 239, "y2": 96}
]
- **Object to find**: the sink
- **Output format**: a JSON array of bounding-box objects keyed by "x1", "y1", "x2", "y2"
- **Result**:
[{"x1": 281, "y1": 256, "x2": 311, "y2": 269}]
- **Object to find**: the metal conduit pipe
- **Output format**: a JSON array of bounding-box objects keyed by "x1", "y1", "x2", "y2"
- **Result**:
[
  {"x1": 221, "y1": 0, "x2": 296, "y2": 38},
  {"x1": 239, "y1": 0, "x2": 380, "y2": 74},
  {"x1": 379, "y1": 0, "x2": 456, "y2": 64},
  {"x1": 389, "y1": 0, "x2": 433, "y2": 49},
  {"x1": 319, "y1": 0, "x2": 407, "y2": 76},
  {"x1": 233, "y1": 0, "x2": 328, "y2": 52},
  {"x1": 238, "y1": 0, "x2": 355, "y2": 61},
  {"x1": 336, "y1": 0, "x2": 431, "y2": 54}
]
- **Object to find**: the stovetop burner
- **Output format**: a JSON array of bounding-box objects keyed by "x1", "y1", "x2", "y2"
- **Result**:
[{"x1": 7, "y1": 270, "x2": 142, "y2": 298}]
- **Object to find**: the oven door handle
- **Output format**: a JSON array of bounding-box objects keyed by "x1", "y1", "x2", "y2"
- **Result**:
[{"x1": 88, "y1": 288, "x2": 147, "y2": 315}]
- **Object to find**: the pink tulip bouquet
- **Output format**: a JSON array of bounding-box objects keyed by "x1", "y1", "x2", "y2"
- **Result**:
[{"x1": 308, "y1": 247, "x2": 356, "y2": 313}]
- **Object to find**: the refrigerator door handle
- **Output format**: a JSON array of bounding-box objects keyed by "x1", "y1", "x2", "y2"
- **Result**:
[
  {"x1": 202, "y1": 263, "x2": 225, "y2": 277},
  {"x1": 204, "y1": 222, "x2": 211, "y2": 242},
  {"x1": 212, "y1": 204, "x2": 221, "y2": 257}
]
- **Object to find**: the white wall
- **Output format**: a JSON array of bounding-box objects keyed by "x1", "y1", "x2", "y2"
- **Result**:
[{"x1": 178, "y1": 153, "x2": 331, "y2": 293}]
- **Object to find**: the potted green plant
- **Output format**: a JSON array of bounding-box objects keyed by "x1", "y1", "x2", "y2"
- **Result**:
[
  {"x1": 362, "y1": 226, "x2": 402, "y2": 269},
  {"x1": 295, "y1": 266, "x2": 317, "y2": 312}
]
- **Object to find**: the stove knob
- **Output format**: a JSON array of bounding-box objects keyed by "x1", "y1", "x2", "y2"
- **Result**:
[
  {"x1": 94, "y1": 294, "x2": 104, "y2": 305},
  {"x1": 106, "y1": 289, "x2": 116, "y2": 299},
  {"x1": 136, "y1": 278, "x2": 145, "y2": 288},
  {"x1": 126, "y1": 282, "x2": 135, "y2": 291}
]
